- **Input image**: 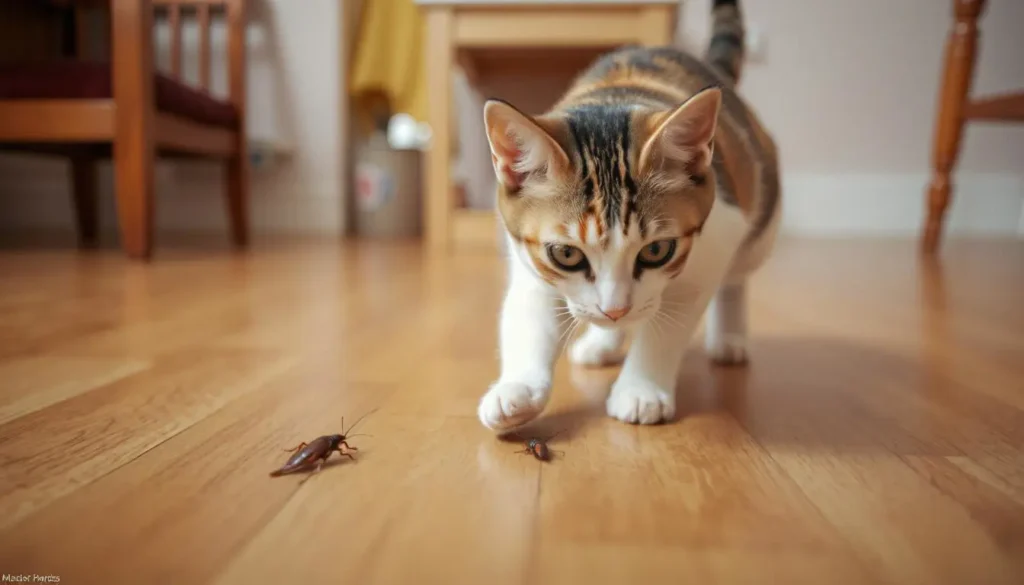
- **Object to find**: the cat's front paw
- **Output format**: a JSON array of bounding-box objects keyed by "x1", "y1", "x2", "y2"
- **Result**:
[
  {"x1": 478, "y1": 380, "x2": 549, "y2": 432},
  {"x1": 705, "y1": 335, "x2": 748, "y2": 366},
  {"x1": 606, "y1": 377, "x2": 675, "y2": 424}
]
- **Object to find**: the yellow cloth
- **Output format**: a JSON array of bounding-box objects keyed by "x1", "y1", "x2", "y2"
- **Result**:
[{"x1": 350, "y1": 0, "x2": 427, "y2": 130}]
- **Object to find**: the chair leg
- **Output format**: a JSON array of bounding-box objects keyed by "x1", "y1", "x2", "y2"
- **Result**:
[
  {"x1": 70, "y1": 157, "x2": 98, "y2": 247},
  {"x1": 225, "y1": 151, "x2": 249, "y2": 247},
  {"x1": 110, "y1": 0, "x2": 155, "y2": 259},
  {"x1": 923, "y1": 0, "x2": 987, "y2": 254},
  {"x1": 114, "y1": 144, "x2": 155, "y2": 259}
]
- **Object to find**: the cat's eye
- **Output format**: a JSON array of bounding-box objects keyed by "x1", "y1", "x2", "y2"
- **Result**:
[
  {"x1": 547, "y1": 244, "x2": 588, "y2": 271},
  {"x1": 637, "y1": 239, "x2": 676, "y2": 268}
]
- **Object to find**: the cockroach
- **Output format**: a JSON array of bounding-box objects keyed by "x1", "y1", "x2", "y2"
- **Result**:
[
  {"x1": 269, "y1": 409, "x2": 376, "y2": 479},
  {"x1": 513, "y1": 429, "x2": 566, "y2": 462}
]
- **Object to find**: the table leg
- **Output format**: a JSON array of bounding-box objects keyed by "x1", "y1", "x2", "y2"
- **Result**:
[{"x1": 424, "y1": 8, "x2": 454, "y2": 251}]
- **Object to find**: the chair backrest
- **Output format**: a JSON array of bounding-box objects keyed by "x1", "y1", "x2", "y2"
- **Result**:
[{"x1": 151, "y1": 0, "x2": 245, "y2": 99}]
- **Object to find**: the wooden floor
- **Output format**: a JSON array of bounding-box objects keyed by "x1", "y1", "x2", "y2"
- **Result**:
[{"x1": 0, "y1": 238, "x2": 1022, "y2": 585}]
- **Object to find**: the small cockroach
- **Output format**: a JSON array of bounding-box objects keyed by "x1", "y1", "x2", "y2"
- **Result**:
[
  {"x1": 269, "y1": 409, "x2": 376, "y2": 479},
  {"x1": 513, "y1": 429, "x2": 566, "y2": 462}
]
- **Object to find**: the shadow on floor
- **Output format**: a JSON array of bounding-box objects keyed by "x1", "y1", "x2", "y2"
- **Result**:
[{"x1": 560, "y1": 333, "x2": 1016, "y2": 457}]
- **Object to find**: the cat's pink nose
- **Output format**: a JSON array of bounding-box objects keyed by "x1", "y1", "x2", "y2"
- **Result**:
[{"x1": 601, "y1": 306, "x2": 631, "y2": 321}]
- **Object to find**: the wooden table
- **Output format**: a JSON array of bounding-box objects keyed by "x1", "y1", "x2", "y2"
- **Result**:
[{"x1": 416, "y1": 0, "x2": 679, "y2": 251}]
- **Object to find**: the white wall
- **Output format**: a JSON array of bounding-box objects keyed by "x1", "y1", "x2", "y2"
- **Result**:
[
  {"x1": 679, "y1": 0, "x2": 1024, "y2": 236},
  {"x1": 0, "y1": 0, "x2": 346, "y2": 239},
  {"x1": 454, "y1": 0, "x2": 1024, "y2": 236}
]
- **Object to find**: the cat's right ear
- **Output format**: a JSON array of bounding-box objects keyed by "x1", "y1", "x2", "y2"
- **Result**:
[
  {"x1": 483, "y1": 100, "x2": 570, "y2": 193},
  {"x1": 638, "y1": 87, "x2": 722, "y2": 177}
]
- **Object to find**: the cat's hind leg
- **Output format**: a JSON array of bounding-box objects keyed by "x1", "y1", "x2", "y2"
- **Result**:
[
  {"x1": 704, "y1": 281, "x2": 748, "y2": 365},
  {"x1": 570, "y1": 324, "x2": 626, "y2": 367}
]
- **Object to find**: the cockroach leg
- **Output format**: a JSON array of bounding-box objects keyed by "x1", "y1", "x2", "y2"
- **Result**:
[
  {"x1": 283, "y1": 441, "x2": 308, "y2": 453},
  {"x1": 299, "y1": 460, "x2": 327, "y2": 485}
]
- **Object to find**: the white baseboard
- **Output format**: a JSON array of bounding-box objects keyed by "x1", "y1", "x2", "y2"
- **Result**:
[
  {"x1": 779, "y1": 172, "x2": 1024, "y2": 237},
  {"x1": 0, "y1": 155, "x2": 342, "y2": 235},
  {"x1": 1019, "y1": 200, "x2": 1024, "y2": 236},
  {"x1": 1, "y1": 157, "x2": 1022, "y2": 238}
]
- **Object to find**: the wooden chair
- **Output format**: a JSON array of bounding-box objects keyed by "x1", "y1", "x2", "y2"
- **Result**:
[
  {"x1": 0, "y1": 0, "x2": 248, "y2": 259},
  {"x1": 923, "y1": 0, "x2": 1024, "y2": 254}
]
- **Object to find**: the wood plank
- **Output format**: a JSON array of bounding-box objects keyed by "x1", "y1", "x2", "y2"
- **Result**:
[
  {"x1": 0, "y1": 349, "x2": 294, "y2": 529},
  {"x1": 0, "y1": 356, "x2": 149, "y2": 426},
  {"x1": 534, "y1": 414, "x2": 877, "y2": 584},
  {"x1": 155, "y1": 113, "x2": 237, "y2": 157},
  {"x1": 0, "y1": 257, "x2": 256, "y2": 360},
  {"x1": 636, "y1": 4, "x2": 676, "y2": 45},
  {"x1": 454, "y1": 8, "x2": 651, "y2": 47},
  {"x1": 770, "y1": 452, "x2": 1020, "y2": 585},
  {"x1": 0, "y1": 358, "x2": 387, "y2": 585},
  {"x1": 417, "y1": 0, "x2": 678, "y2": 5},
  {"x1": 211, "y1": 418, "x2": 538, "y2": 585},
  {"x1": 965, "y1": 92, "x2": 1024, "y2": 122},
  {"x1": 905, "y1": 456, "x2": 1024, "y2": 545},
  {"x1": 0, "y1": 100, "x2": 114, "y2": 142}
]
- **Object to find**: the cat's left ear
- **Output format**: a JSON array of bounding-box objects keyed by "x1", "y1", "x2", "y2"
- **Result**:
[
  {"x1": 483, "y1": 99, "x2": 570, "y2": 193},
  {"x1": 638, "y1": 87, "x2": 722, "y2": 177}
]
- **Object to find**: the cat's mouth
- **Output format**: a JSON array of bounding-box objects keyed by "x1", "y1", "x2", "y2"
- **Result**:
[
  {"x1": 570, "y1": 307, "x2": 650, "y2": 328},
  {"x1": 589, "y1": 316, "x2": 632, "y2": 327}
]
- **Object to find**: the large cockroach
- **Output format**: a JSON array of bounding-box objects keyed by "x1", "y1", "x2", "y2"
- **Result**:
[
  {"x1": 513, "y1": 429, "x2": 566, "y2": 462},
  {"x1": 269, "y1": 409, "x2": 376, "y2": 479}
]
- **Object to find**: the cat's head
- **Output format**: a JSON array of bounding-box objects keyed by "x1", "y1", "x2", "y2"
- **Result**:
[{"x1": 483, "y1": 88, "x2": 722, "y2": 327}]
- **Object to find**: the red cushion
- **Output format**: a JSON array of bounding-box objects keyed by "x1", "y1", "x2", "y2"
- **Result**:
[{"x1": 0, "y1": 61, "x2": 238, "y2": 128}]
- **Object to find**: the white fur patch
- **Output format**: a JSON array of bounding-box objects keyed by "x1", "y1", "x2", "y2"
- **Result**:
[{"x1": 570, "y1": 325, "x2": 626, "y2": 367}]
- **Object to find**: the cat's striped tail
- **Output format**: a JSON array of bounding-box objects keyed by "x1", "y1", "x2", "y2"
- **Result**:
[{"x1": 705, "y1": 0, "x2": 745, "y2": 85}]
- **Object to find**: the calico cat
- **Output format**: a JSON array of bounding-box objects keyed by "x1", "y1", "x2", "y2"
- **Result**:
[{"x1": 478, "y1": 0, "x2": 780, "y2": 429}]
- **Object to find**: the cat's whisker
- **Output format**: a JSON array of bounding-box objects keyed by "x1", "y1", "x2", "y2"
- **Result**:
[
  {"x1": 655, "y1": 313, "x2": 674, "y2": 341},
  {"x1": 649, "y1": 313, "x2": 666, "y2": 341},
  {"x1": 658, "y1": 304, "x2": 688, "y2": 321},
  {"x1": 559, "y1": 318, "x2": 583, "y2": 356},
  {"x1": 658, "y1": 299, "x2": 693, "y2": 307},
  {"x1": 556, "y1": 315, "x2": 580, "y2": 353},
  {"x1": 647, "y1": 316, "x2": 659, "y2": 340},
  {"x1": 653, "y1": 306, "x2": 681, "y2": 326},
  {"x1": 657, "y1": 309, "x2": 689, "y2": 330},
  {"x1": 660, "y1": 306, "x2": 694, "y2": 314},
  {"x1": 556, "y1": 314, "x2": 575, "y2": 331}
]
